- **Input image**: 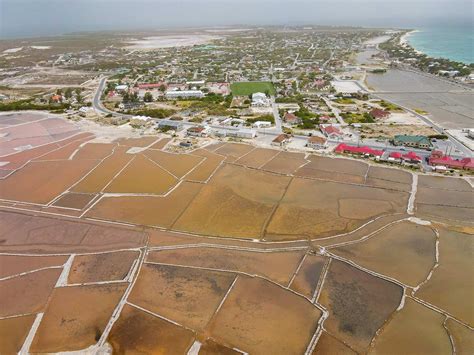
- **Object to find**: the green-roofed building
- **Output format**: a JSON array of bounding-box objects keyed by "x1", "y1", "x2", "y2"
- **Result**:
[{"x1": 392, "y1": 135, "x2": 432, "y2": 149}]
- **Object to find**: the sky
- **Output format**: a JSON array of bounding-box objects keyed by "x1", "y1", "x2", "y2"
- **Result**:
[{"x1": 1, "y1": 0, "x2": 472, "y2": 38}]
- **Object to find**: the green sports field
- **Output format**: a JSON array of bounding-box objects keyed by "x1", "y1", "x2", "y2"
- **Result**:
[{"x1": 231, "y1": 82, "x2": 276, "y2": 96}]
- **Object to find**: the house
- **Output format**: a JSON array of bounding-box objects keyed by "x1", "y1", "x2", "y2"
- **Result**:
[
  {"x1": 115, "y1": 84, "x2": 129, "y2": 92},
  {"x1": 428, "y1": 151, "x2": 474, "y2": 170},
  {"x1": 251, "y1": 92, "x2": 270, "y2": 107},
  {"x1": 283, "y1": 112, "x2": 302, "y2": 125},
  {"x1": 226, "y1": 128, "x2": 257, "y2": 139},
  {"x1": 320, "y1": 125, "x2": 343, "y2": 140},
  {"x1": 156, "y1": 120, "x2": 184, "y2": 132},
  {"x1": 369, "y1": 108, "x2": 390, "y2": 119},
  {"x1": 306, "y1": 136, "x2": 327, "y2": 150},
  {"x1": 252, "y1": 121, "x2": 272, "y2": 129},
  {"x1": 392, "y1": 135, "x2": 432, "y2": 149},
  {"x1": 402, "y1": 151, "x2": 422, "y2": 164},
  {"x1": 205, "y1": 82, "x2": 231, "y2": 96},
  {"x1": 388, "y1": 152, "x2": 403, "y2": 162},
  {"x1": 272, "y1": 134, "x2": 292, "y2": 147},
  {"x1": 50, "y1": 94, "x2": 63, "y2": 103},
  {"x1": 165, "y1": 90, "x2": 204, "y2": 99},
  {"x1": 130, "y1": 115, "x2": 152, "y2": 127},
  {"x1": 334, "y1": 143, "x2": 384, "y2": 158},
  {"x1": 118, "y1": 102, "x2": 144, "y2": 111},
  {"x1": 187, "y1": 126, "x2": 208, "y2": 137}
]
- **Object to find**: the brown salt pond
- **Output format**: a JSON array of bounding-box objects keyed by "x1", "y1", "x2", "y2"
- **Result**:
[
  {"x1": 214, "y1": 143, "x2": 255, "y2": 162},
  {"x1": 416, "y1": 204, "x2": 474, "y2": 223},
  {"x1": 87, "y1": 181, "x2": 202, "y2": 228},
  {"x1": 199, "y1": 339, "x2": 241, "y2": 355},
  {"x1": 174, "y1": 164, "x2": 290, "y2": 239},
  {"x1": 30, "y1": 283, "x2": 127, "y2": 353},
  {"x1": 143, "y1": 149, "x2": 204, "y2": 178},
  {"x1": 312, "y1": 331, "x2": 357, "y2": 355},
  {"x1": 108, "y1": 304, "x2": 195, "y2": 354},
  {"x1": 261, "y1": 151, "x2": 307, "y2": 175},
  {"x1": 129, "y1": 264, "x2": 235, "y2": 331},
  {"x1": 416, "y1": 228, "x2": 474, "y2": 325},
  {"x1": 208, "y1": 276, "x2": 321, "y2": 355},
  {"x1": 0, "y1": 254, "x2": 67, "y2": 278},
  {"x1": 332, "y1": 221, "x2": 437, "y2": 287},
  {"x1": 32, "y1": 134, "x2": 94, "y2": 161},
  {"x1": 418, "y1": 175, "x2": 473, "y2": 191},
  {"x1": 266, "y1": 178, "x2": 407, "y2": 240},
  {"x1": 104, "y1": 155, "x2": 177, "y2": 194},
  {"x1": 147, "y1": 247, "x2": 305, "y2": 286},
  {"x1": 0, "y1": 211, "x2": 147, "y2": 254},
  {"x1": 416, "y1": 187, "x2": 473, "y2": 209},
  {"x1": 72, "y1": 143, "x2": 115, "y2": 160},
  {"x1": 68, "y1": 251, "x2": 139, "y2": 284},
  {"x1": 0, "y1": 159, "x2": 98, "y2": 204},
  {"x1": 369, "y1": 298, "x2": 452, "y2": 355},
  {"x1": 0, "y1": 314, "x2": 36, "y2": 354},
  {"x1": 234, "y1": 147, "x2": 279, "y2": 168},
  {"x1": 52, "y1": 192, "x2": 96, "y2": 209},
  {"x1": 71, "y1": 146, "x2": 133, "y2": 193},
  {"x1": 305, "y1": 155, "x2": 368, "y2": 176},
  {"x1": 319, "y1": 260, "x2": 402, "y2": 353},
  {"x1": 0, "y1": 268, "x2": 61, "y2": 317},
  {"x1": 289, "y1": 254, "x2": 326, "y2": 298},
  {"x1": 149, "y1": 137, "x2": 171, "y2": 149},
  {"x1": 116, "y1": 136, "x2": 158, "y2": 147},
  {"x1": 184, "y1": 149, "x2": 225, "y2": 182},
  {"x1": 445, "y1": 318, "x2": 474, "y2": 354}
]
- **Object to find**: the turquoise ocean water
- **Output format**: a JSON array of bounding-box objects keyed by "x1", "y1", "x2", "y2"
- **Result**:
[{"x1": 408, "y1": 26, "x2": 474, "y2": 64}]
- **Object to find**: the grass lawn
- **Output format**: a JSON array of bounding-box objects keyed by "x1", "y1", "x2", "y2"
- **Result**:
[{"x1": 231, "y1": 82, "x2": 276, "y2": 96}]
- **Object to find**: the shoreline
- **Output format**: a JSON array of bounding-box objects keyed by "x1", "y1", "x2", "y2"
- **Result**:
[{"x1": 399, "y1": 30, "x2": 423, "y2": 55}]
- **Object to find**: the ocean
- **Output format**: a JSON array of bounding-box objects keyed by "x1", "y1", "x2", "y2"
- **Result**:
[{"x1": 407, "y1": 26, "x2": 474, "y2": 64}]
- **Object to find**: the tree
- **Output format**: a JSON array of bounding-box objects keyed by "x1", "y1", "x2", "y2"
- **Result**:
[
  {"x1": 159, "y1": 84, "x2": 167, "y2": 93},
  {"x1": 65, "y1": 88, "x2": 73, "y2": 99},
  {"x1": 144, "y1": 92, "x2": 153, "y2": 102}
]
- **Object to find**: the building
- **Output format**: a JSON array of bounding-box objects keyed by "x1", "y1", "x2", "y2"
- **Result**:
[
  {"x1": 252, "y1": 121, "x2": 272, "y2": 129},
  {"x1": 156, "y1": 120, "x2": 184, "y2": 132},
  {"x1": 392, "y1": 135, "x2": 431, "y2": 149},
  {"x1": 165, "y1": 90, "x2": 204, "y2": 99},
  {"x1": 118, "y1": 102, "x2": 144, "y2": 111},
  {"x1": 283, "y1": 112, "x2": 302, "y2": 125},
  {"x1": 334, "y1": 143, "x2": 384, "y2": 158},
  {"x1": 187, "y1": 126, "x2": 208, "y2": 137},
  {"x1": 428, "y1": 151, "x2": 474, "y2": 171},
  {"x1": 251, "y1": 92, "x2": 270, "y2": 107},
  {"x1": 320, "y1": 125, "x2": 343, "y2": 140},
  {"x1": 226, "y1": 128, "x2": 257, "y2": 139},
  {"x1": 115, "y1": 84, "x2": 129, "y2": 92},
  {"x1": 130, "y1": 115, "x2": 152, "y2": 127},
  {"x1": 369, "y1": 108, "x2": 390, "y2": 119},
  {"x1": 138, "y1": 83, "x2": 167, "y2": 90},
  {"x1": 205, "y1": 82, "x2": 231, "y2": 96},
  {"x1": 272, "y1": 134, "x2": 292, "y2": 147},
  {"x1": 306, "y1": 136, "x2": 327, "y2": 150},
  {"x1": 388, "y1": 151, "x2": 422, "y2": 164}
]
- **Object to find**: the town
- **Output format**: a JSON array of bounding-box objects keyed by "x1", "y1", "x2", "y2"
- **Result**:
[{"x1": 1, "y1": 27, "x2": 471, "y2": 175}]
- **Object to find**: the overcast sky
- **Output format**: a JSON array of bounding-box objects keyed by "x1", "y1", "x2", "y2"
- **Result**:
[{"x1": 1, "y1": 0, "x2": 472, "y2": 38}]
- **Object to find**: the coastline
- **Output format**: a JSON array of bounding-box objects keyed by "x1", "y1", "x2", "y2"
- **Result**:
[{"x1": 399, "y1": 30, "x2": 423, "y2": 55}]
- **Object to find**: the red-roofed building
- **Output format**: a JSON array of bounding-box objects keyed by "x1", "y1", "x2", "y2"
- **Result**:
[
  {"x1": 369, "y1": 108, "x2": 390, "y2": 119},
  {"x1": 334, "y1": 143, "x2": 384, "y2": 158},
  {"x1": 388, "y1": 152, "x2": 403, "y2": 161},
  {"x1": 428, "y1": 151, "x2": 474, "y2": 170},
  {"x1": 272, "y1": 134, "x2": 292, "y2": 147},
  {"x1": 321, "y1": 125, "x2": 343, "y2": 139},
  {"x1": 138, "y1": 83, "x2": 167, "y2": 90},
  {"x1": 402, "y1": 151, "x2": 422, "y2": 164},
  {"x1": 50, "y1": 94, "x2": 62, "y2": 103},
  {"x1": 283, "y1": 112, "x2": 302, "y2": 125}
]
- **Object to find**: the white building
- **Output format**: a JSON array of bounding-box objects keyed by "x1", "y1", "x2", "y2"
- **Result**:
[
  {"x1": 252, "y1": 121, "x2": 272, "y2": 129},
  {"x1": 115, "y1": 84, "x2": 129, "y2": 92},
  {"x1": 251, "y1": 92, "x2": 270, "y2": 107},
  {"x1": 226, "y1": 128, "x2": 257, "y2": 139},
  {"x1": 165, "y1": 90, "x2": 204, "y2": 99}
]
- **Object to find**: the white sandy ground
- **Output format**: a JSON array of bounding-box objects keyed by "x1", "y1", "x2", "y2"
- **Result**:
[
  {"x1": 3, "y1": 47, "x2": 23, "y2": 53},
  {"x1": 125, "y1": 35, "x2": 222, "y2": 50},
  {"x1": 30, "y1": 46, "x2": 51, "y2": 50}
]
